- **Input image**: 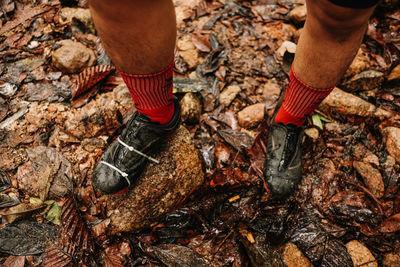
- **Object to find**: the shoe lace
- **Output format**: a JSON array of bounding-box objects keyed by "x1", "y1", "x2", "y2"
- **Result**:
[
  {"x1": 99, "y1": 137, "x2": 160, "y2": 185},
  {"x1": 279, "y1": 126, "x2": 301, "y2": 170}
]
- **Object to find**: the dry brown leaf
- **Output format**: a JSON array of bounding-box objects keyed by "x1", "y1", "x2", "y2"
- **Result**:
[
  {"x1": 0, "y1": 4, "x2": 55, "y2": 35},
  {"x1": 42, "y1": 198, "x2": 94, "y2": 266},
  {"x1": 71, "y1": 65, "x2": 115, "y2": 100},
  {"x1": 3, "y1": 255, "x2": 25, "y2": 267},
  {"x1": 379, "y1": 213, "x2": 400, "y2": 233},
  {"x1": 192, "y1": 33, "x2": 211, "y2": 52},
  {"x1": 101, "y1": 244, "x2": 126, "y2": 267}
]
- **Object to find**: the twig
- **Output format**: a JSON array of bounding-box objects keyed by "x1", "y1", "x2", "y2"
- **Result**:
[
  {"x1": 211, "y1": 229, "x2": 234, "y2": 261},
  {"x1": 348, "y1": 181, "x2": 384, "y2": 214}
]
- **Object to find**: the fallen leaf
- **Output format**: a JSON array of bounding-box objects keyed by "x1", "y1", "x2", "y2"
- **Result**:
[{"x1": 379, "y1": 213, "x2": 400, "y2": 233}]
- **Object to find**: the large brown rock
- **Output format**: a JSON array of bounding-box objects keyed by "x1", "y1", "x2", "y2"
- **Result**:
[
  {"x1": 382, "y1": 127, "x2": 400, "y2": 163},
  {"x1": 105, "y1": 126, "x2": 204, "y2": 234},
  {"x1": 52, "y1": 40, "x2": 96, "y2": 73},
  {"x1": 319, "y1": 88, "x2": 391, "y2": 119}
]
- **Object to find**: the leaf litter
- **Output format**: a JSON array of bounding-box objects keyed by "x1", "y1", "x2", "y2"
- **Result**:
[{"x1": 0, "y1": 0, "x2": 399, "y2": 266}]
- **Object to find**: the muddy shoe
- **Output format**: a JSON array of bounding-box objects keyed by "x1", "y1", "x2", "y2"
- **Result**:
[
  {"x1": 92, "y1": 98, "x2": 181, "y2": 194},
  {"x1": 263, "y1": 121, "x2": 304, "y2": 199}
]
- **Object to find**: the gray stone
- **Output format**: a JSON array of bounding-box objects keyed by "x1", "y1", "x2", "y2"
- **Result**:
[{"x1": 52, "y1": 40, "x2": 96, "y2": 73}]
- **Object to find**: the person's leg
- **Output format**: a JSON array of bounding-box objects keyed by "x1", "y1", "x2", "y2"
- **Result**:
[
  {"x1": 89, "y1": 0, "x2": 177, "y2": 124},
  {"x1": 90, "y1": 0, "x2": 181, "y2": 194},
  {"x1": 264, "y1": 0, "x2": 377, "y2": 198},
  {"x1": 275, "y1": 0, "x2": 376, "y2": 126}
]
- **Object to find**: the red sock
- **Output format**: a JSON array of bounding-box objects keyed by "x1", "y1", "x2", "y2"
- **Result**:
[
  {"x1": 119, "y1": 60, "x2": 175, "y2": 125},
  {"x1": 275, "y1": 68, "x2": 335, "y2": 126}
]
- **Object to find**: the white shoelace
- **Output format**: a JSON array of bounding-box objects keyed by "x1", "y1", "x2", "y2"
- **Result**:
[{"x1": 99, "y1": 138, "x2": 160, "y2": 185}]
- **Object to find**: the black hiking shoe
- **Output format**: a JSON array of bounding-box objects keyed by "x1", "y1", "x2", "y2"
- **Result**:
[
  {"x1": 263, "y1": 119, "x2": 304, "y2": 199},
  {"x1": 92, "y1": 98, "x2": 181, "y2": 195}
]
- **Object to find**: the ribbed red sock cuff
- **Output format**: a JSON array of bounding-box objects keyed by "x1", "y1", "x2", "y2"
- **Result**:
[
  {"x1": 119, "y1": 60, "x2": 175, "y2": 125},
  {"x1": 275, "y1": 67, "x2": 335, "y2": 126}
]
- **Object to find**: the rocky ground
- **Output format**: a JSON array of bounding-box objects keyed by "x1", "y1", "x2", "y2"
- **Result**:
[{"x1": 0, "y1": 0, "x2": 399, "y2": 266}]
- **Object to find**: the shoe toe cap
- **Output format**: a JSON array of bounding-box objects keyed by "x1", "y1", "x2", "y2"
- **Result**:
[
  {"x1": 266, "y1": 175, "x2": 298, "y2": 198},
  {"x1": 92, "y1": 163, "x2": 128, "y2": 195}
]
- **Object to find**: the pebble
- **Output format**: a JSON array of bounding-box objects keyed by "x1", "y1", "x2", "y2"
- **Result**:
[
  {"x1": 52, "y1": 40, "x2": 96, "y2": 73},
  {"x1": 289, "y1": 5, "x2": 307, "y2": 24},
  {"x1": 220, "y1": 85, "x2": 241, "y2": 106},
  {"x1": 27, "y1": 41, "x2": 39, "y2": 49},
  {"x1": 180, "y1": 92, "x2": 202, "y2": 124},
  {"x1": 382, "y1": 127, "x2": 400, "y2": 163},
  {"x1": 345, "y1": 240, "x2": 378, "y2": 267},
  {"x1": 304, "y1": 128, "x2": 319, "y2": 140},
  {"x1": 238, "y1": 103, "x2": 265, "y2": 128},
  {"x1": 59, "y1": 7, "x2": 95, "y2": 33},
  {"x1": 353, "y1": 161, "x2": 384, "y2": 198}
]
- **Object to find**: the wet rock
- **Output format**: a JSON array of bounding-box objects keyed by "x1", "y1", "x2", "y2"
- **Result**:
[
  {"x1": 345, "y1": 240, "x2": 378, "y2": 267},
  {"x1": 238, "y1": 103, "x2": 265, "y2": 128},
  {"x1": 289, "y1": 5, "x2": 307, "y2": 24},
  {"x1": 382, "y1": 253, "x2": 400, "y2": 267},
  {"x1": 353, "y1": 161, "x2": 384, "y2": 198},
  {"x1": 388, "y1": 64, "x2": 400, "y2": 81},
  {"x1": 180, "y1": 92, "x2": 201, "y2": 124},
  {"x1": 282, "y1": 242, "x2": 312, "y2": 267},
  {"x1": 382, "y1": 127, "x2": 400, "y2": 163},
  {"x1": 220, "y1": 85, "x2": 241, "y2": 106},
  {"x1": 342, "y1": 70, "x2": 384, "y2": 91},
  {"x1": 105, "y1": 126, "x2": 204, "y2": 233},
  {"x1": 52, "y1": 40, "x2": 96, "y2": 73},
  {"x1": 59, "y1": 7, "x2": 95, "y2": 33},
  {"x1": 319, "y1": 87, "x2": 391, "y2": 119},
  {"x1": 304, "y1": 128, "x2": 319, "y2": 140},
  {"x1": 17, "y1": 146, "x2": 74, "y2": 200}
]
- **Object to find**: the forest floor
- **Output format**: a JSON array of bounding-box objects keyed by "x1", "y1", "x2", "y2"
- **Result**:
[{"x1": 0, "y1": 0, "x2": 399, "y2": 266}]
